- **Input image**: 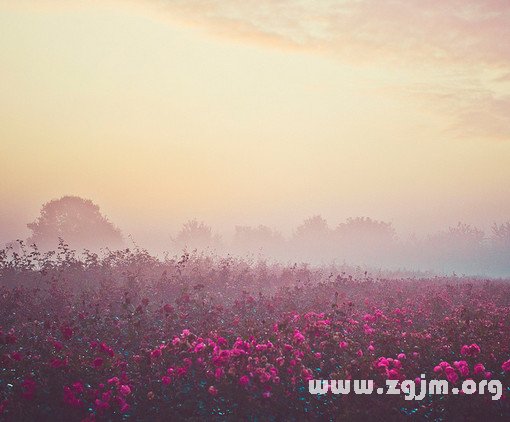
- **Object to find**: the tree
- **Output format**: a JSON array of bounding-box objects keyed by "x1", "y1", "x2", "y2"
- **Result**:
[
  {"x1": 291, "y1": 215, "x2": 333, "y2": 261},
  {"x1": 333, "y1": 217, "x2": 398, "y2": 266},
  {"x1": 423, "y1": 223, "x2": 486, "y2": 273},
  {"x1": 232, "y1": 225, "x2": 285, "y2": 256},
  {"x1": 294, "y1": 215, "x2": 330, "y2": 240},
  {"x1": 335, "y1": 217, "x2": 396, "y2": 245},
  {"x1": 27, "y1": 196, "x2": 123, "y2": 251},
  {"x1": 173, "y1": 220, "x2": 222, "y2": 252}
]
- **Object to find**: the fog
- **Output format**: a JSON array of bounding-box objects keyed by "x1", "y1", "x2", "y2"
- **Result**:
[
  {"x1": 3, "y1": 196, "x2": 509, "y2": 278},
  {"x1": 1, "y1": 1, "x2": 510, "y2": 278}
]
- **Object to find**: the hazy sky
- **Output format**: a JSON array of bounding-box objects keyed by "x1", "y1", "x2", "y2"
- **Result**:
[{"x1": 1, "y1": 0, "x2": 509, "y2": 248}]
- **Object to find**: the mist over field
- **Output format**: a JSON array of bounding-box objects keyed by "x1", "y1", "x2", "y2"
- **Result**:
[
  {"x1": 1, "y1": 1, "x2": 510, "y2": 420},
  {"x1": 3, "y1": 195, "x2": 510, "y2": 277}
]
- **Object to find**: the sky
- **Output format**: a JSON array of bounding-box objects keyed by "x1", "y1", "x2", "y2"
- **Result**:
[{"x1": 1, "y1": 0, "x2": 510, "y2": 249}]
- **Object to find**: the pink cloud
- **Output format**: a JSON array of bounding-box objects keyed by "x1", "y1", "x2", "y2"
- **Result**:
[
  {"x1": 145, "y1": 0, "x2": 510, "y2": 139},
  {"x1": 146, "y1": 0, "x2": 510, "y2": 67}
]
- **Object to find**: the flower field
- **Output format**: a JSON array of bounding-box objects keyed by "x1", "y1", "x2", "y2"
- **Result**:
[{"x1": 1, "y1": 246, "x2": 509, "y2": 420}]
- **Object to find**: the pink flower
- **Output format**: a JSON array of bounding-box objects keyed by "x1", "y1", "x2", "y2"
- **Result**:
[
  {"x1": 63, "y1": 386, "x2": 81, "y2": 407},
  {"x1": 120, "y1": 401, "x2": 130, "y2": 413},
  {"x1": 301, "y1": 368, "x2": 313, "y2": 381},
  {"x1": 502, "y1": 359, "x2": 510, "y2": 372},
  {"x1": 151, "y1": 349, "x2": 162, "y2": 359},
  {"x1": 162, "y1": 376, "x2": 171, "y2": 385},
  {"x1": 107, "y1": 377, "x2": 119, "y2": 385},
  {"x1": 12, "y1": 352, "x2": 22, "y2": 361},
  {"x1": 454, "y1": 361, "x2": 469, "y2": 377},
  {"x1": 208, "y1": 386, "x2": 218, "y2": 396},
  {"x1": 94, "y1": 399, "x2": 110, "y2": 411},
  {"x1": 388, "y1": 369, "x2": 399, "y2": 380},
  {"x1": 445, "y1": 366, "x2": 458, "y2": 384},
  {"x1": 363, "y1": 324, "x2": 374, "y2": 335},
  {"x1": 119, "y1": 385, "x2": 131, "y2": 396},
  {"x1": 239, "y1": 375, "x2": 250, "y2": 387},
  {"x1": 397, "y1": 353, "x2": 406, "y2": 360},
  {"x1": 473, "y1": 363, "x2": 485, "y2": 375},
  {"x1": 433, "y1": 365, "x2": 442, "y2": 373},
  {"x1": 469, "y1": 344, "x2": 481, "y2": 356},
  {"x1": 339, "y1": 341, "x2": 348, "y2": 349},
  {"x1": 377, "y1": 357, "x2": 389, "y2": 368},
  {"x1": 194, "y1": 342, "x2": 205, "y2": 353},
  {"x1": 72, "y1": 382, "x2": 84, "y2": 394},
  {"x1": 293, "y1": 330, "x2": 305, "y2": 343},
  {"x1": 93, "y1": 357, "x2": 103, "y2": 368},
  {"x1": 461, "y1": 343, "x2": 481, "y2": 357},
  {"x1": 357, "y1": 349, "x2": 363, "y2": 358}
]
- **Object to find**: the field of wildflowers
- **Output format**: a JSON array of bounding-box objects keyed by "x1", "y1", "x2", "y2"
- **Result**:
[{"x1": 1, "y1": 244, "x2": 509, "y2": 420}]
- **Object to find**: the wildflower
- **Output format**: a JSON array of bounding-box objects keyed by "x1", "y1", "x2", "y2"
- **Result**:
[
  {"x1": 119, "y1": 385, "x2": 131, "y2": 396},
  {"x1": 239, "y1": 376, "x2": 250, "y2": 387},
  {"x1": 293, "y1": 330, "x2": 305, "y2": 343},
  {"x1": 72, "y1": 382, "x2": 84, "y2": 394},
  {"x1": 461, "y1": 343, "x2": 481, "y2": 357},
  {"x1": 151, "y1": 349, "x2": 162, "y2": 359},
  {"x1": 194, "y1": 342, "x2": 205, "y2": 353},
  {"x1": 473, "y1": 363, "x2": 485, "y2": 375},
  {"x1": 454, "y1": 361, "x2": 469, "y2": 377},
  {"x1": 444, "y1": 366, "x2": 458, "y2": 384}
]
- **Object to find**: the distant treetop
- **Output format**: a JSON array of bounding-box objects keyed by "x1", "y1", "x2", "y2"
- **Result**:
[{"x1": 27, "y1": 196, "x2": 123, "y2": 251}]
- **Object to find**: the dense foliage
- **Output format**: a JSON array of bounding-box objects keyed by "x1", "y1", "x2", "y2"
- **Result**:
[{"x1": 1, "y1": 243, "x2": 509, "y2": 421}]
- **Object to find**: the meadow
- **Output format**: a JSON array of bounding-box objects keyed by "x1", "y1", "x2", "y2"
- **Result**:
[{"x1": 0, "y1": 243, "x2": 509, "y2": 420}]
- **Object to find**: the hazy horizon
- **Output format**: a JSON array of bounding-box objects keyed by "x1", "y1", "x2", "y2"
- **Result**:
[{"x1": 1, "y1": 0, "x2": 510, "y2": 266}]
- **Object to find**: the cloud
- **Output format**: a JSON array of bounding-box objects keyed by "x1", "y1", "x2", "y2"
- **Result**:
[
  {"x1": 143, "y1": 0, "x2": 510, "y2": 67},
  {"x1": 137, "y1": 0, "x2": 510, "y2": 140},
  {"x1": 17, "y1": 0, "x2": 509, "y2": 139}
]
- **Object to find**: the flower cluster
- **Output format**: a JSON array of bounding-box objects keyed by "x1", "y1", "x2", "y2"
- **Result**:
[{"x1": 0, "y1": 248, "x2": 509, "y2": 420}]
